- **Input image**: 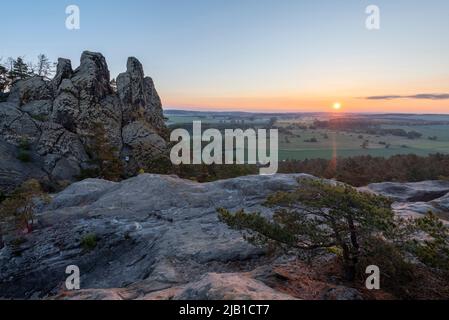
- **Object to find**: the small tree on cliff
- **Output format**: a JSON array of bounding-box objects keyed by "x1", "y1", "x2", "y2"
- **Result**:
[
  {"x1": 0, "y1": 65, "x2": 8, "y2": 92},
  {"x1": 0, "y1": 179, "x2": 49, "y2": 233},
  {"x1": 89, "y1": 123, "x2": 124, "y2": 182},
  {"x1": 218, "y1": 179, "x2": 449, "y2": 282},
  {"x1": 10, "y1": 57, "x2": 31, "y2": 81}
]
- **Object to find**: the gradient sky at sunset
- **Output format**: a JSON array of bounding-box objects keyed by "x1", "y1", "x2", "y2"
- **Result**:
[{"x1": 2, "y1": 0, "x2": 449, "y2": 113}]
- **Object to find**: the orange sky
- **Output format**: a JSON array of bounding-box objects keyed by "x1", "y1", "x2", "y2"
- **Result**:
[
  {"x1": 162, "y1": 75, "x2": 449, "y2": 113},
  {"x1": 163, "y1": 93, "x2": 449, "y2": 114}
]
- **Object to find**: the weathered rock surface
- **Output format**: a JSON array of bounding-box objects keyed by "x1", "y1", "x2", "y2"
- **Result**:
[
  {"x1": 0, "y1": 51, "x2": 167, "y2": 193},
  {"x1": 2, "y1": 173, "x2": 444, "y2": 300},
  {"x1": 0, "y1": 139, "x2": 49, "y2": 193},
  {"x1": 146, "y1": 273, "x2": 298, "y2": 300},
  {"x1": 361, "y1": 180, "x2": 449, "y2": 221},
  {"x1": 0, "y1": 174, "x2": 312, "y2": 299},
  {"x1": 361, "y1": 180, "x2": 449, "y2": 202},
  {"x1": 56, "y1": 272, "x2": 298, "y2": 300}
]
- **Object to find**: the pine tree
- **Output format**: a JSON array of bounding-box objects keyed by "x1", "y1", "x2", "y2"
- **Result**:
[
  {"x1": 11, "y1": 57, "x2": 31, "y2": 81},
  {"x1": 0, "y1": 65, "x2": 8, "y2": 92}
]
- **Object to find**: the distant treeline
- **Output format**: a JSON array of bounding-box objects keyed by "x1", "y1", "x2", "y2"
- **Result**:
[
  {"x1": 147, "y1": 153, "x2": 449, "y2": 187},
  {"x1": 279, "y1": 153, "x2": 449, "y2": 186},
  {"x1": 312, "y1": 119, "x2": 423, "y2": 139},
  {"x1": 0, "y1": 54, "x2": 55, "y2": 101}
]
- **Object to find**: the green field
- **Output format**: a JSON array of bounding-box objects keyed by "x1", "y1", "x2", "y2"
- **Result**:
[
  {"x1": 278, "y1": 127, "x2": 449, "y2": 160},
  {"x1": 165, "y1": 111, "x2": 449, "y2": 161}
]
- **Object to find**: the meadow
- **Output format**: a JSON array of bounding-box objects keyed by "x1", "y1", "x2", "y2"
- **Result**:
[{"x1": 165, "y1": 111, "x2": 449, "y2": 161}]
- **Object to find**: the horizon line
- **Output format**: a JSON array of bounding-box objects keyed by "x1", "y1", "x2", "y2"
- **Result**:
[{"x1": 163, "y1": 107, "x2": 449, "y2": 116}]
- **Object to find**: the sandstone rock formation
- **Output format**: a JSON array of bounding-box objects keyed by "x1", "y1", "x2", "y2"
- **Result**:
[
  {"x1": 0, "y1": 174, "x2": 318, "y2": 299},
  {"x1": 361, "y1": 180, "x2": 449, "y2": 221},
  {"x1": 2, "y1": 173, "x2": 447, "y2": 300},
  {"x1": 0, "y1": 51, "x2": 167, "y2": 194}
]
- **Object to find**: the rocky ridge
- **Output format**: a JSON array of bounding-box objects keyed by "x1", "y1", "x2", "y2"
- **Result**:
[
  {"x1": 1, "y1": 173, "x2": 448, "y2": 300},
  {"x1": 0, "y1": 51, "x2": 167, "y2": 194}
]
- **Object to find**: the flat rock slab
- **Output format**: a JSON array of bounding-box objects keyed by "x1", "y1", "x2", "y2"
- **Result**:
[
  {"x1": 0, "y1": 173, "x2": 310, "y2": 299},
  {"x1": 361, "y1": 180, "x2": 449, "y2": 202}
]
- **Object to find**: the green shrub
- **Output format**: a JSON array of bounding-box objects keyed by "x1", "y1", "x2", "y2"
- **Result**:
[
  {"x1": 357, "y1": 237, "x2": 416, "y2": 298},
  {"x1": 31, "y1": 114, "x2": 48, "y2": 122},
  {"x1": 17, "y1": 150, "x2": 31, "y2": 162},
  {"x1": 18, "y1": 138, "x2": 31, "y2": 151},
  {"x1": 406, "y1": 213, "x2": 449, "y2": 271},
  {"x1": 80, "y1": 234, "x2": 98, "y2": 251}
]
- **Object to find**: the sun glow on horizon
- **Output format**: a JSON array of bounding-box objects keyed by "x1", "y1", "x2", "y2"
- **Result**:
[{"x1": 333, "y1": 102, "x2": 342, "y2": 110}]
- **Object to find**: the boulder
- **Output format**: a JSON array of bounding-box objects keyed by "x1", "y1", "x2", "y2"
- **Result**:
[
  {"x1": 361, "y1": 180, "x2": 449, "y2": 220},
  {"x1": 361, "y1": 180, "x2": 449, "y2": 202},
  {"x1": 7, "y1": 77, "x2": 53, "y2": 106},
  {"x1": 122, "y1": 120, "x2": 167, "y2": 170},
  {"x1": 0, "y1": 103, "x2": 40, "y2": 145},
  {"x1": 322, "y1": 286, "x2": 363, "y2": 301},
  {"x1": 21, "y1": 100, "x2": 52, "y2": 119},
  {"x1": 0, "y1": 139, "x2": 48, "y2": 194},
  {"x1": 432, "y1": 193, "x2": 449, "y2": 212},
  {"x1": 51, "y1": 90, "x2": 79, "y2": 132},
  {"x1": 167, "y1": 273, "x2": 297, "y2": 300},
  {"x1": 36, "y1": 122, "x2": 89, "y2": 165}
]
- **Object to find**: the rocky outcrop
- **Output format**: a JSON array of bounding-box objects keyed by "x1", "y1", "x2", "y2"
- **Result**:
[
  {"x1": 361, "y1": 180, "x2": 449, "y2": 221},
  {"x1": 0, "y1": 174, "x2": 312, "y2": 299},
  {"x1": 144, "y1": 273, "x2": 298, "y2": 300},
  {"x1": 0, "y1": 139, "x2": 49, "y2": 193},
  {"x1": 2, "y1": 173, "x2": 447, "y2": 300},
  {"x1": 57, "y1": 273, "x2": 298, "y2": 300},
  {"x1": 361, "y1": 180, "x2": 449, "y2": 202},
  {"x1": 0, "y1": 51, "x2": 167, "y2": 193}
]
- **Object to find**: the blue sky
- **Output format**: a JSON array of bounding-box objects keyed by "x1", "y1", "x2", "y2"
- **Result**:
[{"x1": 2, "y1": 0, "x2": 449, "y2": 112}]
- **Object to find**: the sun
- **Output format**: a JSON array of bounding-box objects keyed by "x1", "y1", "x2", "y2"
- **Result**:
[{"x1": 333, "y1": 102, "x2": 342, "y2": 110}]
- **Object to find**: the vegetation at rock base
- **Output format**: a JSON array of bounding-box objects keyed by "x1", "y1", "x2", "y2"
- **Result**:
[
  {"x1": 0, "y1": 179, "x2": 50, "y2": 234},
  {"x1": 80, "y1": 233, "x2": 98, "y2": 251},
  {"x1": 218, "y1": 179, "x2": 449, "y2": 298},
  {"x1": 407, "y1": 214, "x2": 449, "y2": 270},
  {"x1": 16, "y1": 150, "x2": 31, "y2": 162},
  {"x1": 85, "y1": 123, "x2": 124, "y2": 182},
  {"x1": 133, "y1": 152, "x2": 449, "y2": 185},
  {"x1": 0, "y1": 65, "x2": 8, "y2": 94},
  {"x1": 138, "y1": 144, "x2": 259, "y2": 182},
  {"x1": 16, "y1": 138, "x2": 32, "y2": 163}
]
